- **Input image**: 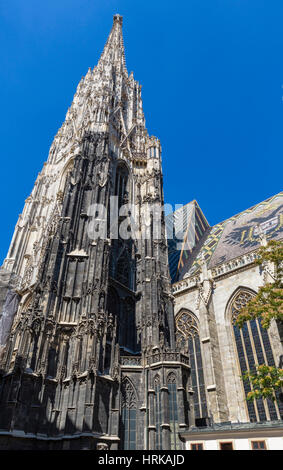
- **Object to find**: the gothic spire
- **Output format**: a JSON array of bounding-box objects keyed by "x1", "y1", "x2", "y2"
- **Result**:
[{"x1": 97, "y1": 14, "x2": 127, "y2": 75}]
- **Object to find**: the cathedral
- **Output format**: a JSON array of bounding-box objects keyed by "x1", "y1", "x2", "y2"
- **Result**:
[
  {"x1": 169, "y1": 193, "x2": 283, "y2": 450},
  {"x1": 0, "y1": 15, "x2": 282, "y2": 451}
]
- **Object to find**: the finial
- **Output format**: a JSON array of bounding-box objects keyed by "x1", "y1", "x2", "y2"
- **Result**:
[{"x1": 113, "y1": 14, "x2": 123, "y2": 25}]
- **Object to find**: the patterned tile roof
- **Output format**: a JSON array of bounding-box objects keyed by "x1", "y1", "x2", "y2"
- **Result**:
[{"x1": 177, "y1": 191, "x2": 283, "y2": 279}]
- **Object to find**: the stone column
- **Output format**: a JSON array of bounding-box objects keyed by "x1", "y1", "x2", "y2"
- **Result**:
[
  {"x1": 160, "y1": 385, "x2": 170, "y2": 449},
  {"x1": 197, "y1": 279, "x2": 229, "y2": 422},
  {"x1": 147, "y1": 389, "x2": 156, "y2": 450}
]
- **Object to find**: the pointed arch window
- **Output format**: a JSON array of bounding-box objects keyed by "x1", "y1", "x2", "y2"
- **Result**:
[
  {"x1": 24, "y1": 320, "x2": 41, "y2": 372},
  {"x1": 111, "y1": 240, "x2": 133, "y2": 289},
  {"x1": 176, "y1": 310, "x2": 208, "y2": 424},
  {"x1": 231, "y1": 289, "x2": 283, "y2": 422},
  {"x1": 115, "y1": 163, "x2": 129, "y2": 209},
  {"x1": 120, "y1": 378, "x2": 137, "y2": 450}
]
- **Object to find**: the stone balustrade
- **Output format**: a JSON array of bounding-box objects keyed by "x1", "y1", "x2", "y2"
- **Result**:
[{"x1": 172, "y1": 250, "x2": 260, "y2": 294}]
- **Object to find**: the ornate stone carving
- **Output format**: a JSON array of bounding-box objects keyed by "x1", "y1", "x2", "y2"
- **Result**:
[
  {"x1": 231, "y1": 290, "x2": 254, "y2": 323},
  {"x1": 167, "y1": 372, "x2": 176, "y2": 384},
  {"x1": 121, "y1": 378, "x2": 137, "y2": 409}
]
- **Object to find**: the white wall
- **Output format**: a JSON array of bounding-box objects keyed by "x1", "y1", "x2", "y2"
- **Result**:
[
  {"x1": 185, "y1": 436, "x2": 283, "y2": 450},
  {"x1": 267, "y1": 437, "x2": 283, "y2": 450}
]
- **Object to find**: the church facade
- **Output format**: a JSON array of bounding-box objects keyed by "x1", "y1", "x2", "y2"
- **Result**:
[
  {"x1": 0, "y1": 16, "x2": 282, "y2": 451},
  {"x1": 169, "y1": 192, "x2": 283, "y2": 450}
]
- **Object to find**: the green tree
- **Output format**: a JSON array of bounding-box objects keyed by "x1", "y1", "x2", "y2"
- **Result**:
[{"x1": 234, "y1": 239, "x2": 283, "y2": 402}]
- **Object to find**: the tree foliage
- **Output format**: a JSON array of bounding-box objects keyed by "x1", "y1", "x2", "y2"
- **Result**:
[
  {"x1": 244, "y1": 365, "x2": 283, "y2": 402},
  {"x1": 235, "y1": 240, "x2": 283, "y2": 329},
  {"x1": 234, "y1": 239, "x2": 283, "y2": 401}
]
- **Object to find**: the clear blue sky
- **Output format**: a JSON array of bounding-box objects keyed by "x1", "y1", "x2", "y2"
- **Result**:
[{"x1": 0, "y1": 0, "x2": 283, "y2": 264}]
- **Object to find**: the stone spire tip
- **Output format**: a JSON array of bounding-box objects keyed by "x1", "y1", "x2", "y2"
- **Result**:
[{"x1": 113, "y1": 14, "x2": 123, "y2": 25}]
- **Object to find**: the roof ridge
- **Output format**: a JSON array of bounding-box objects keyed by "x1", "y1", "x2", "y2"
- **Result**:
[{"x1": 211, "y1": 191, "x2": 283, "y2": 228}]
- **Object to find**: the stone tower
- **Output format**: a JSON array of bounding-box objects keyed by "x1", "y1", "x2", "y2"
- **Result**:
[{"x1": 0, "y1": 15, "x2": 190, "y2": 450}]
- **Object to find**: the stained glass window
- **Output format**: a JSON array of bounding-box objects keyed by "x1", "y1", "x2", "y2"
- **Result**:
[
  {"x1": 231, "y1": 289, "x2": 283, "y2": 422},
  {"x1": 120, "y1": 378, "x2": 137, "y2": 450}
]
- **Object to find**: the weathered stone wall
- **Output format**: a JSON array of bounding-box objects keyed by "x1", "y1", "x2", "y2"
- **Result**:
[{"x1": 174, "y1": 260, "x2": 283, "y2": 424}]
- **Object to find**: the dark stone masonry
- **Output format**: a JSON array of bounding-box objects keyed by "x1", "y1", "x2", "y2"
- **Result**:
[{"x1": 0, "y1": 16, "x2": 191, "y2": 450}]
